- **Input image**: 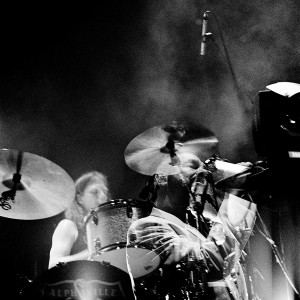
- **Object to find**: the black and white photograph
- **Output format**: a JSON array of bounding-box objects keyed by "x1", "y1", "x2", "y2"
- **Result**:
[{"x1": 0, "y1": 1, "x2": 299, "y2": 299}]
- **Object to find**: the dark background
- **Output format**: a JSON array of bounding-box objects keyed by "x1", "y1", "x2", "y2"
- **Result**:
[{"x1": 0, "y1": 1, "x2": 299, "y2": 299}]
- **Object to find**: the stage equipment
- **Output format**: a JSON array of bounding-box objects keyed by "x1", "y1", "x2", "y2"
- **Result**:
[
  {"x1": 214, "y1": 161, "x2": 270, "y2": 191},
  {"x1": 200, "y1": 11, "x2": 211, "y2": 56},
  {"x1": 124, "y1": 120, "x2": 218, "y2": 176},
  {"x1": 22, "y1": 260, "x2": 135, "y2": 300},
  {"x1": 0, "y1": 148, "x2": 75, "y2": 219},
  {"x1": 85, "y1": 199, "x2": 160, "y2": 279}
]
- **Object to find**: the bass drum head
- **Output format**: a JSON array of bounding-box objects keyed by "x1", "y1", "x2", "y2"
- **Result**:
[
  {"x1": 92, "y1": 244, "x2": 161, "y2": 279},
  {"x1": 22, "y1": 260, "x2": 135, "y2": 300}
]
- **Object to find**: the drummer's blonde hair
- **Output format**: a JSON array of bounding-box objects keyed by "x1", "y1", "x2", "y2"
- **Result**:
[{"x1": 65, "y1": 171, "x2": 110, "y2": 228}]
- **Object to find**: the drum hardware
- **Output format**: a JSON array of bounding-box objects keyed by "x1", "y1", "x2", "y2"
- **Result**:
[
  {"x1": 185, "y1": 256, "x2": 209, "y2": 299},
  {"x1": 206, "y1": 155, "x2": 271, "y2": 192},
  {"x1": 127, "y1": 204, "x2": 133, "y2": 218},
  {"x1": 90, "y1": 209, "x2": 99, "y2": 225},
  {"x1": 0, "y1": 148, "x2": 75, "y2": 220},
  {"x1": 155, "y1": 257, "x2": 210, "y2": 300},
  {"x1": 187, "y1": 167, "x2": 218, "y2": 237},
  {"x1": 94, "y1": 238, "x2": 102, "y2": 255},
  {"x1": 204, "y1": 155, "x2": 250, "y2": 185},
  {"x1": 0, "y1": 151, "x2": 23, "y2": 210}
]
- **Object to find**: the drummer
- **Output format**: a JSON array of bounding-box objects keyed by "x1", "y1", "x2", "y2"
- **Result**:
[
  {"x1": 48, "y1": 171, "x2": 110, "y2": 269},
  {"x1": 127, "y1": 153, "x2": 254, "y2": 299}
]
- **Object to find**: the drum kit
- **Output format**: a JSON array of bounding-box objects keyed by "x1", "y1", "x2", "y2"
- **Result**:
[{"x1": 0, "y1": 121, "x2": 274, "y2": 300}]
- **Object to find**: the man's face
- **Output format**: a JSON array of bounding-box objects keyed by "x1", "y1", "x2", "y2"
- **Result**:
[
  {"x1": 156, "y1": 153, "x2": 204, "y2": 188},
  {"x1": 154, "y1": 153, "x2": 204, "y2": 220},
  {"x1": 173, "y1": 153, "x2": 203, "y2": 186}
]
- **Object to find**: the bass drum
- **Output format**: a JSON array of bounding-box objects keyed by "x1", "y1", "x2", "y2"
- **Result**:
[{"x1": 21, "y1": 261, "x2": 135, "y2": 300}]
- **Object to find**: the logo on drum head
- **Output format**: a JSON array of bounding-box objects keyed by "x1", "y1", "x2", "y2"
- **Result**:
[{"x1": 43, "y1": 278, "x2": 127, "y2": 299}]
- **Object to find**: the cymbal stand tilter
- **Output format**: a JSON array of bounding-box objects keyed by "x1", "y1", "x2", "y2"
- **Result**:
[
  {"x1": 253, "y1": 198, "x2": 299, "y2": 298},
  {"x1": 0, "y1": 151, "x2": 23, "y2": 211}
]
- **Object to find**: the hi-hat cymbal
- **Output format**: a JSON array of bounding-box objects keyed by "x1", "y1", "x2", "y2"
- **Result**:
[
  {"x1": 0, "y1": 148, "x2": 75, "y2": 220},
  {"x1": 215, "y1": 166, "x2": 271, "y2": 191},
  {"x1": 210, "y1": 160, "x2": 250, "y2": 184},
  {"x1": 124, "y1": 121, "x2": 219, "y2": 176}
]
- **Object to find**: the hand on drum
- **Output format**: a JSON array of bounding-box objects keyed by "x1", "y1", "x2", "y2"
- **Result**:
[
  {"x1": 163, "y1": 236, "x2": 203, "y2": 265},
  {"x1": 129, "y1": 223, "x2": 202, "y2": 266}
]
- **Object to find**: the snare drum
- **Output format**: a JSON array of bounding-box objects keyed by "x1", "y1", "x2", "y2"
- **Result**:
[{"x1": 85, "y1": 199, "x2": 160, "y2": 279}]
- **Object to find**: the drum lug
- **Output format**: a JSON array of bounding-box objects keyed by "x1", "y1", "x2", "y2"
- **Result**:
[
  {"x1": 91, "y1": 210, "x2": 99, "y2": 225},
  {"x1": 126, "y1": 204, "x2": 133, "y2": 218},
  {"x1": 94, "y1": 237, "x2": 102, "y2": 254}
]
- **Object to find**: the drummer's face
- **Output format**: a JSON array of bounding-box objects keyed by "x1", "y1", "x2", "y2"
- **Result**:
[
  {"x1": 176, "y1": 154, "x2": 202, "y2": 183},
  {"x1": 157, "y1": 155, "x2": 202, "y2": 187},
  {"x1": 81, "y1": 183, "x2": 108, "y2": 210}
]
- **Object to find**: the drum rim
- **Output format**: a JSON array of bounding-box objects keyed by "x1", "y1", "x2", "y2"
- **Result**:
[
  {"x1": 97, "y1": 241, "x2": 160, "y2": 253},
  {"x1": 85, "y1": 198, "x2": 152, "y2": 223}
]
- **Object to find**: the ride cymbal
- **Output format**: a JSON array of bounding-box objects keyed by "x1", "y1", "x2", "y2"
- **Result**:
[
  {"x1": 0, "y1": 148, "x2": 75, "y2": 220},
  {"x1": 124, "y1": 121, "x2": 219, "y2": 176}
]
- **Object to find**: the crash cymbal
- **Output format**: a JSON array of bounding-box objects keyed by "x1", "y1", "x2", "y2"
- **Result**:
[
  {"x1": 124, "y1": 121, "x2": 218, "y2": 175},
  {"x1": 0, "y1": 148, "x2": 75, "y2": 220}
]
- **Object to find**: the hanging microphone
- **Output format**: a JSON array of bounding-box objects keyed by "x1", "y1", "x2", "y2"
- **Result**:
[{"x1": 200, "y1": 11, "x2": 210, "y2": 56}]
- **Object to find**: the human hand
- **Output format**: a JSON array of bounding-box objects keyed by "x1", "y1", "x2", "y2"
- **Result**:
[{"x1": 163, "y1": 236, "x2": 204, "y2": 265}]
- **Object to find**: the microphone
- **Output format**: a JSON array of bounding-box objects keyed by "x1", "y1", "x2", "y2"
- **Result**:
[
  {"x1": 190, "y1": 171, "x2": 208, "y2": 211},
  {"x1": 200, "y1": 11, "x2": 210, "y2": 56}
]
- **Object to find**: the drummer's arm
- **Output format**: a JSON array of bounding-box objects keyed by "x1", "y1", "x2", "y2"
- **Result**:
[{"x1": 48, "y1": 219, "x2": 89, "y2": 269}]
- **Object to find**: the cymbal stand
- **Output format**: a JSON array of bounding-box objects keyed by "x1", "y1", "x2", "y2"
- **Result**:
[
  {"x1": 254, "y1": 202, "x2": 299, "y2": 297},
  {"x1": 164, "y1": 138, "x2": 202, "y2": 227},
  {"x1": 171, "y1": 154, "x2": 210, "y2": 234},
  {"x1": 0, "y1": 151, "x2": 23, "y2": 211},
  {"x1": 166, "y1": 147, "x2": 210, "y2": 297}
]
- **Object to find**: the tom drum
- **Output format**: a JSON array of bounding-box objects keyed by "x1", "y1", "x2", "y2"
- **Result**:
[{"x1": 85, "y1": 199, "x2": 161, "y2": 279}]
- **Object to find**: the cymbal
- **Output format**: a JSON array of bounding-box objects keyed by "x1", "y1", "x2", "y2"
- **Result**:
[
  {"x1": 0, "y1": 148, "x2": 75, "y2": 220},
  {"x1": 210, "y1": 160, "x2": 250, "y2": 184},
  {"x1": 215, "y1": 166, "x2": 270, "y2": 190},
  {"x1": 124, "y1": 121, "x2": 218, "y2": 176}
]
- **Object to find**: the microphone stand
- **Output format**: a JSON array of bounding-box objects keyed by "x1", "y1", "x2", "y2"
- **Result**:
[
  {"x1": 167, "y1": 148, "x2": 210, "y2": 298},
  {"x1": 255, "y1": 205, "x2": 299, "y2": 297}
]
